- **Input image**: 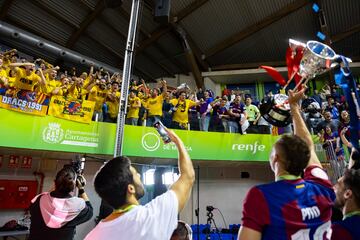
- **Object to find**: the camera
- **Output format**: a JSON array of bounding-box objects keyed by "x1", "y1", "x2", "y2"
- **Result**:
[
  {"x1": 154, "y1": 121, "x2": 171, "y2": 144},
  {"x1": 64, "y1": 158, "x2": 85, "y2": 186}
]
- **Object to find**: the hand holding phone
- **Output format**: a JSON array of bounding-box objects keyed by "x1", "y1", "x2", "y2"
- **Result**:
[{"x1": 154, "y1": 121, "x2": 171, "y2": 144}]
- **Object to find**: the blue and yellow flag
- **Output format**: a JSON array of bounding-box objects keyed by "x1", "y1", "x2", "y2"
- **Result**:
[{"x1": 0, "y1": 88, "x2": 49, "y2": 116}]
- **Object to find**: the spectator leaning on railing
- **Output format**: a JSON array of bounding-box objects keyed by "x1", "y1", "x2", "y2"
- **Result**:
[
  {"x1": 169, "y1": 91, "x2": 200, "y2": 130},
  {"x1": 126, "y1": 90, "x2": 141, "y2": 126},
  {"x1": 144, "y1": 80, "x2": 167, "y2": 127},
  {"x1": 245, "y1": 96, "x2": 260, "y2": 134}
]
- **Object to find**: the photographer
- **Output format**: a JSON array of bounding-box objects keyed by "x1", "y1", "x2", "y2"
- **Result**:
[{"x1": 28, "y1": 166, "x2": 93, "y2": 240}]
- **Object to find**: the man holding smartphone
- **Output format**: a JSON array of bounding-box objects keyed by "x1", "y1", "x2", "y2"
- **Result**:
[{"x1": 85, "y1": 128, "x2": 195, "y2": 240}]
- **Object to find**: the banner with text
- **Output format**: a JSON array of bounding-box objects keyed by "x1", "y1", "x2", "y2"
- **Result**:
[
  {"x1": 0, "y1": 109, "x2": 327, "y2": 161},
  {"x1": 48, "y1": 96, "x2": 95, "y2": 124},
  {"x1": 0, "y1": 89, "x2": 48, "y2": 116}
]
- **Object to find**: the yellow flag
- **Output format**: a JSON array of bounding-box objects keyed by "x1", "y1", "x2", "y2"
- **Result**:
[{"x1": 48, "y1": 96, "x2": 95, "y2": 124}]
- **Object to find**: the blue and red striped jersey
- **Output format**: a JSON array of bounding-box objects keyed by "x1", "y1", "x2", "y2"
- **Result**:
[
  {"x1": 242, "y1": 166, "x2": 335, "y2": 240},
  {"x1": 331, "y1": 215, "x2": 360, "y2": 240}
]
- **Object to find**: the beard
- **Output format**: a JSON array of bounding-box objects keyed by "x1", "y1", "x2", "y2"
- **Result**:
[
  {"x1": 134, "y1": 182, "x2": 145, "y2": 200},
  {"x1": 333, "y1": 195, "x2": 345, "y2": 209}
]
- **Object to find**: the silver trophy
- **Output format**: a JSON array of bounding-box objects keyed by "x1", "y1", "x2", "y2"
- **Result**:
[{"x1": 260, "y1": 39, "x2": 337, "y2": 127}]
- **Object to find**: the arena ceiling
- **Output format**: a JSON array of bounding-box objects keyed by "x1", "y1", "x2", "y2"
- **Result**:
[{"x1": 0, "y1": 0, "x2": 359, "y2": 83}]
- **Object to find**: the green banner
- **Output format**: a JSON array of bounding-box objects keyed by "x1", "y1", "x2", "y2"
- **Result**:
[
  {"x1": 0, "y1": 109, "x2": 327, "y2": 161},
  {"x1": 0, "y1": 109, "x2": 115, "y2": 154}
]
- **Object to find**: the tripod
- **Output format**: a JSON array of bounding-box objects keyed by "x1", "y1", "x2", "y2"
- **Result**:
[{"x1": 206, "y1": 208, "x2": 222, "y2": 240}]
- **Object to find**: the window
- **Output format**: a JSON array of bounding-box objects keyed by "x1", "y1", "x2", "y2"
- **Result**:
[
  {"x1": 162, "y1": 171, "x2": 179, "y2": 185},
  {"x1": 143, "y1": 169, "x2": 155, "y2": 185}
]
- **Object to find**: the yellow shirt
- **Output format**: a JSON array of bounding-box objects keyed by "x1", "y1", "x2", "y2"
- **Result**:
[
  {"x1": 0, "y1": 68, "x2": 7, "y2": 87},
  {"x1": 146, "y1": 95, "x2": 164, "y2": 117},
  {"x1": 46, "y1": 79, "x2": 61, "y2": 95},
  {"x1": 107, "y1": 91, "x2": 121, "y2": 118},
  {"x1": 170, "y1": 99, "x2": 196, "y2": 124},
  {"x1": 67, "y1": 86, "x2": 87, "y2": 101},
  {"x1": 13, "y1": 68, "x2": 41, "y2": 91},
  {"x1": 0, "y1": 68, "x2": 7, "y2": 77},
  {"x1": 127, "y1": 96, "x2": 141, "y2": 119},
  {"x1": 83, "y1": 76, "x2": 91, "y2": 88},
  {"x1": 88, "y1": 85, "x2": 108, "y2": 111}
]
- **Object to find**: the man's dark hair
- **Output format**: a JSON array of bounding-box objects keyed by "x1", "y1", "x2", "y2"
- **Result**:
[
  {"x1": 171, "y1": 221, "x2": 191, "y2": 240},
  {"x1": 343, "y1": 169, "x2": 360, "y2": 207},
  {"x1": 276, "y1": 135, "x2": 311, "y2": 176},
  {"x1": 94, "y1": 156, "x2": 134, "y2": 209}
]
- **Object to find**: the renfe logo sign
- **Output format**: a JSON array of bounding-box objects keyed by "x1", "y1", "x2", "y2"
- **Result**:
[{"x1": 232, "y1": 141, "x2": 266, "y2": 154}]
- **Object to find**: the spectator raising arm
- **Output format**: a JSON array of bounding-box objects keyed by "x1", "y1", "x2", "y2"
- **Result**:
[
  {"x1": 37, "y1": 68, "x2": 47, "y2": 86},
  {"x1": 161, "y1": 80, "x2": 167, "y2": 97}
]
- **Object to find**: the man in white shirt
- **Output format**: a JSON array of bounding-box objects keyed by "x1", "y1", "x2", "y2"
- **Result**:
[{"x1": 85, "y1": 129, "x2": 195, "y2": 240}]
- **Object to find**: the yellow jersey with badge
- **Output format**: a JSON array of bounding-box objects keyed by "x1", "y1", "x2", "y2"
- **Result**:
[
  {"x1": 46, "y1": 79, "x2": 61, "y2": 95},
  {"x1": 13, "y1": 68, "x2": 41, "y2": 91},
  {"x1": 67, "y1": 86, "x2": 87, "y2": 101},
  {"x1": 88, "y1": 85, "x2": 108, "y2": 111},
  {"x1": 127, "y1": 96, "x2": 141, "y2": 119},
  {"x1": 107, "y1": 91, "x2": 121, "y2": 118},
  {"x1": 170, "y1": 98, "x2": 196, "y2": 124},
  {"x1": 146, "y1": 95, "x2": 164, "y2": 116}
]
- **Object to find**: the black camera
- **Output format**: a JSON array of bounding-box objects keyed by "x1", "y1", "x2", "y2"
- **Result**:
[
  {"x1": 206, "y1": 206, "x2": 215, "y2": 212},
  {"x1": 64, "y1": 159, "x2": 84, "y2": 175},
  {"x1": 64, "y1": 158, "x2": 85, "y2": 186}
]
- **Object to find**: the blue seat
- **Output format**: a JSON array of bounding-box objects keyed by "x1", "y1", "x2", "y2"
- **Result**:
[{"x1": 191, "y1": 224, "x2": 210, "y2": 234}]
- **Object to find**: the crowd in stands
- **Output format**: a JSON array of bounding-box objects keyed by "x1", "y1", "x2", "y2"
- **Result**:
[{"x1": 1, "y1": 48, "x2": 359, "y2": 160}]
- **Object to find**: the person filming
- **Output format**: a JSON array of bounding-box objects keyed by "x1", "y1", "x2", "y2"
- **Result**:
[
  {"x1": 85, "y1": 128, "x2": 195, "y2": 240},
  {"x1": 28, "y1": 166, "x2": 93, "y2": 240}
]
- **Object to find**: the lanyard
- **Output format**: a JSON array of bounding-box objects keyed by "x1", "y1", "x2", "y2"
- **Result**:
[
  {"x1": 276, "y1": 174, "x2": 301, "y2": 181},
  {"x1": 343, "y1": 210, "x2": 360, "y2": 220},
  {"x1": 113, "y1": 204, "x2": 136, "y2": 215}
]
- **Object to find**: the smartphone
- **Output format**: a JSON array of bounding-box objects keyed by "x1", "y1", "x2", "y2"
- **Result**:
[{"x1": 154, "y1": 121, "x2": 171, "y2": 144}]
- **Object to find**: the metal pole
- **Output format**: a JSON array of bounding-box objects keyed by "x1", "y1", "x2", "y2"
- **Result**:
[
  {"x1": 114, "y1": 0, "x2": 142, "y2": 157},
  {"x1": 197, "y1": 166, "x2": 200, "y2": 240}
]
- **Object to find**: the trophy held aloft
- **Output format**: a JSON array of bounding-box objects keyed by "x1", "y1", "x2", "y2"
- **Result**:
[{"x1": 260, "y1": 39, "x2": 337, "y2": 127}]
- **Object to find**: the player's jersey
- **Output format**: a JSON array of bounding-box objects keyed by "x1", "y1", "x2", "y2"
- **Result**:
[
  {"x1": 331, "y1": 215, "x2": 360, "y2": 240},
  {"x1": 242, "y1": 166, "x2": 335, "y2": 240}
]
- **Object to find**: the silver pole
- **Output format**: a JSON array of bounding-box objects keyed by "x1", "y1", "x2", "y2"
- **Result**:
[{"x1": 114, "y1": 0, "x2": 142, "y2": 157}]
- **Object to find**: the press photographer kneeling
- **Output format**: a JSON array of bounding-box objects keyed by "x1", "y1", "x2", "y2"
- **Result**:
[{"x1": 28, "y1": 161, "x2": 93, "y2": 240}]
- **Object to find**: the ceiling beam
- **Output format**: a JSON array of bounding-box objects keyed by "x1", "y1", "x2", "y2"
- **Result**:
[
  {"x1": 87, "y1": 28, "x2": 154, "y2": 80},
  {"x1": 113, "y1": 7, "x2": 186, "y2": 74},
  {"x1": 170, "y1": 25, "x2": 209, "y2": 70},
  {"x1": 136, "y1": 25, "x2": 172, "y2": 53},
  {"x1": 137, "y1": 0, "x2": 208, "y2": 53},
  {"x1": 32, "y1": 0, "x2": 78, "y2": 28},
  {"x1": 212, "y1": 61, "x2": 286, "y2": 71},
  {"x1": 332, "y1": 24, "x2": 360, "y2": 44},
  {"x1": 79, "y1": 0, "x2": 94, "y2": 11},
  {"x1": 4, "y1": 17, "x2": 54, "y2": 43},
  {"x1": 141, "y1": 51, "x2": 175, "y2": 77},
  {"x1": 173, "y1": 0, "x2": 209, "y2": 22},
  {"x1": 99, "y1": 18, "x2": 175, "y2": 77},
  {"x1": 89, "y1": 34, "x2": 153, "y2": 80},
  {"x1": 205, "y1": 0, "x2": 310, "y2": 58},
  {"x1": 0, "y1": 0, "x2": 13, "y2": 20},
  {"x1": 66, "y1": 0, "x2": 105, "y2": 48}
]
